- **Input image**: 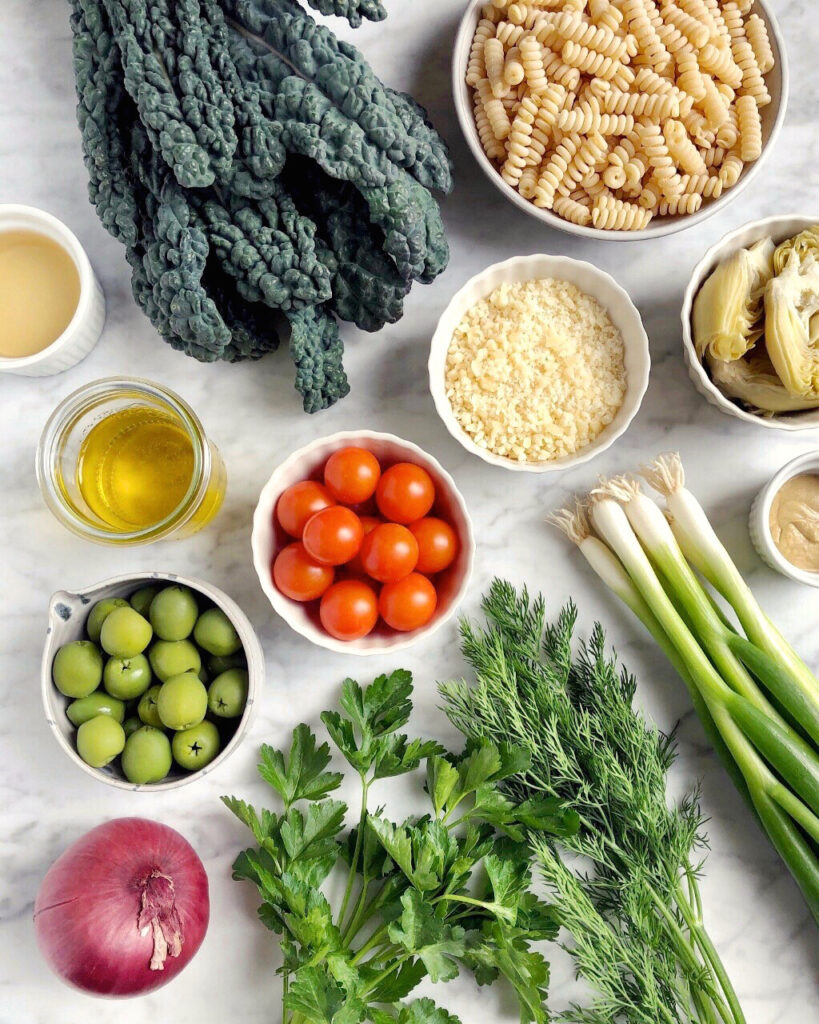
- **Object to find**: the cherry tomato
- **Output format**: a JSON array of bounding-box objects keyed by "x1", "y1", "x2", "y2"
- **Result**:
[
  {"x1": 345, "y1": 516, "x2": 383, "y2": 576},
  {"x1": 320, "y1": 580, "x2": 379, "y2": 640},
  {"x1": 375, "y1": 463, "x2": 435, "y2": 524},
  {"x1": 302, "y1": 506, "x2": 364, "y2": 566},
  {"x1": 324, "y1": 447, "x2": 381, "y2": 505},
  {"x1": 379, "y1": 573, "x2": 437, "y2": 632},
  {"x1": 273, "y1": 542, "x2": 334, "y2": 602},
  {"x1": 360, "y1": 523, "x2": 419, "y2": 583},
  {"x1": 276, "y1": 481, "x2": 335, "y2": 538},
  {"x1": 409, "y1": 517, "x2": 459, "y2": 574}
]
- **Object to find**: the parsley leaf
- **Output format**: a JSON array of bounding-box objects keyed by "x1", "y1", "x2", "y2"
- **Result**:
[
  {"x1": 388, "y1": 891, "x2": 466, "y2": 983},
  {"x1": 224, "y1": 668, "x2": 570, "y2": 1024},
  {"x1": 258, "y1": 725, "x2": 343, "y2": 809}
]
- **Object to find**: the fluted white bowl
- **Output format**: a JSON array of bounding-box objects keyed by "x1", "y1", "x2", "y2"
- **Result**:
[
  {"x1": 429, "y1": 253, "x2": 650, "y2": 472},
  {"x1": 252, "y1": 431, "x2": 475, "y2": 655},
  {"x1": 0, "y1": 204, "x2": 105, "y2": 376},
  {"x1": 452, "y1": 0, "x2": 788, "y2": 240},
  {"x1": 682, "y1": 214, "x2": 819, "y2": 430}
]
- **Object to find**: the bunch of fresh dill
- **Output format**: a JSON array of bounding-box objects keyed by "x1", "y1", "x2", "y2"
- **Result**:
[{"x1": 440, "y1": 580, "x2": 745, "y2": 1024}]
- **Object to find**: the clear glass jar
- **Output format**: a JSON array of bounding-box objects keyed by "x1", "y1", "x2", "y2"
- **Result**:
[{"x1": 37, "y1": 377, "x2": 227, "y2": 545}]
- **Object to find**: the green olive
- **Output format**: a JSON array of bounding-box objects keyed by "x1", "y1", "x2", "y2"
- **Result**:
[
  {"x1": 208, "y1": 651, "x2": 247, "y2": 675},
  {"x1": 100, "y1": 607, "x2": 153, "y2": 658},
  {"x1": 103, "y1": 653, "x2": 152, "y2": 700},
  {"x1": 67, "y1": 692, "x2": 126, "y2": 727},
  {"x1": 157, "y1": 673, "x2": 208, "y2": 731},
  {"x1": 86, "y1": 598, "x2": 129, "y2": 644},
  {"x1": 149, "y1": 586, "x2": 199, "y2": 641},
  {"x1": 149, "y1": 639, "x2": 201, "y2": 682},
  {"x1": 137, "y1": 684, "x2": 164, "y2": 728},
  {"x1": 76, "y1": 716, "x2": 126, "y2": 768},
  {"x1": 130, "y1": 585, "x2": 161, "y2": 618},
  {"x1": 53, "y1": 641, "x2": 104, "y2": 698},
  {"x1": 208, "y1": 669, "x2": 249, "y2": 719},
  {"x1": 122, "y1": 715, "x2": 142, "y2": 739},
  {"x1": 121, "y1": 726, "x2": 172, "y2": 784},
  {"x1": 172, "y1": 720, "x2": 221, "y2": 771},
  {"x1": 193, "y1": 607, "x2": 242, "y2": 657}
]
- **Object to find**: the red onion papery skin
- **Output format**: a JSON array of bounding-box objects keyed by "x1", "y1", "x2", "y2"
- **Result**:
[{"x1": 34, "y1": 818, "x2": 209, "y2": 997}]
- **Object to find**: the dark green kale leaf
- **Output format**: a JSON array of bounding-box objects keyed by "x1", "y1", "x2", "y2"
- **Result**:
[
  {"x1": 284, "y1": 159, "x2": 411, "y2": 331},
  {"x1": 301, "y1": 0, "x2": 387, "y2": 28},
  {"x1": 102, "y1": 0, "x2": 235, "y2": 187},
  {"x1": 199, "y1": 0, "x2": 287, "y2": 196},
  {"x1": 193, "y1": 182, "x2": 332, "y2": 310},
  {"x1": 223, "y1": 0, "x2": 451, "y2": 192},
  {"x1": 70, "y1": 0, "x2": 452, "y2": 412},
  {"x1": 126, "y1": 122, "x2": 234, "y2": 360},
  {"x1": 200, "y1": 254, "x2": 279, "y2": 360},
  {"x1": 287, "y1": 304, "x2": 350, "y2": 412},
  {"x1": 69, "y1": 0, "x2": 140, "y2": 247}
]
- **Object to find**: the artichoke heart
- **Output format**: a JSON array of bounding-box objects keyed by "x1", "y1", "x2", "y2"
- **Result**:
[
  {"x1": 707, "y1": 349, "x2": 819, "y2": 414},
  {"x1": 693, "y1": 237, "x2": 775, "y2": 361},
  {"x1": 773, "y1": 223, "x2": 819, "y2": 275},
  {"x1": 765, "y1": 253, "x2": 819, "y2": 397}
]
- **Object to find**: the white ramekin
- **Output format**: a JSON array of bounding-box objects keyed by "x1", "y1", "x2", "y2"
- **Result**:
[
  {"x1": 428, "y1": 253, "x2": 650, "y2": 472},
  {"x1": 452, "y1": 0, "x2": 788, "y2": 241},
  {"x1": 42, "y1": 572, "x2": 263, "y2": 791},
  {"x1": 251, "y1": 430, "x2": 475, "y2": 656},
  {"x1": 749, "y1": 452, "x2": 819, "y2": 587},
  {"x1": 682, "y1": 214, "x2": 819, "y2": 431},
  {"x1": 0, "y1": 204, "x2": 105, "y2": 376}
]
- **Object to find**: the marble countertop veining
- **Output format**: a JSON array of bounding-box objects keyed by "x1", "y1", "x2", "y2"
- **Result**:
[{"x1": 1, "y1": 1, "x2": 819, "y2": 1021}]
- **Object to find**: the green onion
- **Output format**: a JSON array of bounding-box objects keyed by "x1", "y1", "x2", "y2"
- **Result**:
[{"x1": 552, "y1": 459, "x2": 819, "y2": 923}]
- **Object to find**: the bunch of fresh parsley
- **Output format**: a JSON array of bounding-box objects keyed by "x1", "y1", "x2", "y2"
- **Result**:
[{"x1": 223, "y1": 669, "x2": 578, "y2": 1024}]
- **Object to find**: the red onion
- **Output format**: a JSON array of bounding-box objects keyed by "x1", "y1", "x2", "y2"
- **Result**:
[{"x1": 34, "y1": 818, "x2": 209, "y2": 997}]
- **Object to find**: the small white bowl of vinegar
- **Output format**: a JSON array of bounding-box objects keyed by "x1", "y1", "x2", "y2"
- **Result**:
[{"x1": 0, "y1": 205, "x2": 105, "y2": 376}]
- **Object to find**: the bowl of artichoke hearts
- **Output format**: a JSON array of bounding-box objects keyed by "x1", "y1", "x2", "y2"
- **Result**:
[{"x1": 682, "y1": 214, "x2": 819, "y2": 429}]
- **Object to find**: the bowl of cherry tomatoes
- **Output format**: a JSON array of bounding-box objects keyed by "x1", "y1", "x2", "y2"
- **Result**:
[{"x1": 251, "y1": 431, "x2": 475, "y2": 654}]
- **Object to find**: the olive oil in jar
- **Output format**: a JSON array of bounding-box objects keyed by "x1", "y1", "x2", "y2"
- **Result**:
[{"x1": 77, "y1": 407, "x2": 198, "y2": 531}]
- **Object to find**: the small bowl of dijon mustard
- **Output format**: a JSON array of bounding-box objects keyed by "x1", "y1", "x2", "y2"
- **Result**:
[{"x1": 750, "y1": 452, "x2": 819, "y2": 587}]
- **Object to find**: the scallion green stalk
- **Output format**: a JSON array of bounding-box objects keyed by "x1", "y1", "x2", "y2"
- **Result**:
[
  {"x1": 643, "y1": 454, "x2": 819, "y2": 708},
  {"x1": 585, "y1": 492, "x2": 819, "y2": 920}
]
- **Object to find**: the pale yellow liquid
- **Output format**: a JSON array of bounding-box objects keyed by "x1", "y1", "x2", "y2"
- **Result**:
[{"x1": 0, "y1": 230, "x2": 81, "y2": 357}]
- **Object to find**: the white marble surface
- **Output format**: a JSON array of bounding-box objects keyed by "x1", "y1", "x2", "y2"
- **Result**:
[{"x1": 1, "y1": 1, "x2": 818, "y2": 1021}]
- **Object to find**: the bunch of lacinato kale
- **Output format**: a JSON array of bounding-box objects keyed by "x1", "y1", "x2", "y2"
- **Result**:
[{"x1": 68, "y1": 0, "x2": 452, "y2": 411}]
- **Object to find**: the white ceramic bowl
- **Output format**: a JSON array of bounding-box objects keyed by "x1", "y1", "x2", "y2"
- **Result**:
[
  {"x1": 682, "y1": 214, "x2": 819, "y2": 430},
  {"x1": 251, "y1": 431, "x2": 475, "y2": 655},
  {"x1": 42, "y1": 572, "x2": 263, "y2": 791},
  {"x1": 428, "y1": 253, "x2": 650, "y2": 472},
  {"x1": 452, "y1": 0, "x2": 788, "y2": 241},
  {"x1": 749, "y1": 451, "x2": 819, "y2": 586},
  {"x1": 0, "y1": 204, "x2": 105, "y2": 376}
]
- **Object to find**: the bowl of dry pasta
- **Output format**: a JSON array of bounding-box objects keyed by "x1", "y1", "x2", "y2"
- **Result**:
[{"x1": 453, "y1": 0, "x2": 788, "y2": 239}]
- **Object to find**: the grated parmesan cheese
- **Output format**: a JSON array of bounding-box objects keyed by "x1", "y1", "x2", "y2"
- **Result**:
[{"x1": 444, "y1": 278, "x2": 627, "y2": 463}]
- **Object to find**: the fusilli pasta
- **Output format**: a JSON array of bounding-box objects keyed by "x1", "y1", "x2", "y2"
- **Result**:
[
  {"x1": 592, "y1": 193, "x2": 653, "y2": 229},
  {"x1": 465, "y1": 0, "x2": 775, "y2": 229},
  {"x1": 736, "y1": 93, "x2": 762, "y2": 161},
  {"x1": 745, "y1": 13, "x2": 775, "y2": 75},
  {"x1": 467, "y1": 18, "x2": 495, "y2": 86},
  {"x1": 637, "y1": 122, "x2": 684, "y2": 196},
  {"x1": 553, "y1": 194, "x2": 593, "y2": 224},
  {"x1": 519, "y1": 33, "x2": 550, "y2": 94}
]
